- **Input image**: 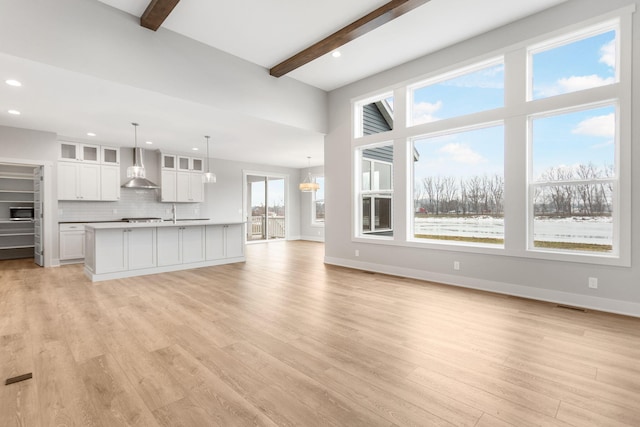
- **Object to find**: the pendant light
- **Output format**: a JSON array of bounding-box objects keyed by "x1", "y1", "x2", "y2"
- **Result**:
[
  {"x1": 126, "y1": 123, "x2": 145, "y2": 178},
  {"x1": 122, "y1": 123, "x2": 159, "y2": 189},
  {"x1": 203, "y1": 135, "x2": 216, "y2": 183},
  {"x1": 299, "y1": 156, "x2": 319, "y2": 192}
]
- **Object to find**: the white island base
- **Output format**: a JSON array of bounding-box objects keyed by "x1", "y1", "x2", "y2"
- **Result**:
[{"x1": 84, "y1": 221, "x2": 245, "y2": 282}]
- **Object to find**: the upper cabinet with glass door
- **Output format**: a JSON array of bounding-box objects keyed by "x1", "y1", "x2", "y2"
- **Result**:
[
  {"x1": 59, "y1": 142, "x2": 100, "y2": 163},
  {"x1": 177, "y1": 155, "x2": 203, "y2": 172}
]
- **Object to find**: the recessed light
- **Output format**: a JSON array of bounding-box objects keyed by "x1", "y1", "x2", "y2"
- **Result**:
[
  {"x1": 192, "y1": 147, "x2": 199, "y2": 151},
  {"x1": 145, "y1": 141, "x2": 153, "y2": 145},
  {"x1": 5, "y1": 79, "x2": 22, "y2": 87},
  {"x1": 87, "y1": 132, "x2": 96, "y2": 137},
  {"x1": 8, "y1": 109, "x2": 21, "y2": 115},
  {"x1": 332, "y1": 51, "x2": 341, "y2": 58}
]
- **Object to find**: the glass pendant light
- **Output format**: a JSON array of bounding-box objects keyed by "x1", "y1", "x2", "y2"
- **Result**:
[
  {"x1": 299, "y1": 156, "x2": 319, "y2": 192},
  {"x1": 126, "y1": 122, "x2": 145, "y2": 178},
  {"x1": 203, "y1": 135, "x2": 216, "y2": 183}
]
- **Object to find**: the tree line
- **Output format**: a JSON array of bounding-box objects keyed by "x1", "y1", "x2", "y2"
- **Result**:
[{"x1": 414, "y1": 163, "x2": 612, "y2": 217}]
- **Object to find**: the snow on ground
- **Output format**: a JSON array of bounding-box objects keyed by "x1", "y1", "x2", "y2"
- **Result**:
[{"x1": 414, "y1": 216, "x2": 612, "y2": 244}]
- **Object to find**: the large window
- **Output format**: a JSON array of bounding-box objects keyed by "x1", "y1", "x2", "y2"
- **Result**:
[
  {"x1": 357, "y1": 144, "x2": 393, "y2": 237},
  {"x1": 412, "y1": 124, "x2": 504, "y2": 245},
  {"x1": 530, "y1": 105, "x2": 616, "y2": 253},
  {"x1": 351, "y1": 11, "x2": 630, "y2": 265}
]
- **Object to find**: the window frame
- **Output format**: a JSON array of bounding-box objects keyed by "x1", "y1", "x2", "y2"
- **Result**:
[
  {"x1": 527, "y1": 19, "x2": 620, "y2": 102},
  {"x1": 311, "y1": 174, "x2": 325, "y2": 227},
  {"x1": 350, "y1": 7, "x2": 632, "y2": 266},
  {"x1": 408, "y1": 121, "x2": 506, "y2": 248},
  {"x1": 354, "y1": 91, "x2": 394, "y2": 139},
  {"x1": 354, "y1": 142, "x2": 395, "y2": 240},
  {"x1": 526, "y1": 101, "x2": 620, "y2": 257},
  {"x1": 407, "y1": 57, "x2": 505, "y2": 128}
]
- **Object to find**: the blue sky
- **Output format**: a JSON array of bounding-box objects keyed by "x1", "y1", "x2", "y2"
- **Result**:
[
  {"x1": 412, "y1": 29, "x2": 616, "y2": 185},
  {"x1": 250, "y1": 178, "x2": 285, "y2": 209}
]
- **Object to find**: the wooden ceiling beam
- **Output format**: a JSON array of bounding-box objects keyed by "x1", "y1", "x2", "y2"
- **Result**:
[
  {"x1": 141, "y1": 0, "x2": 181, "y2": 31},
  {"x1": 270, "y1": 0, "x2": 430, "y2": 78}
]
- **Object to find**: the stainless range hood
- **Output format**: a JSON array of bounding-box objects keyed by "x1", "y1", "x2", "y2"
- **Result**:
[{"x1": 122, "y1": 147, "x2": 159, "y2": 189}]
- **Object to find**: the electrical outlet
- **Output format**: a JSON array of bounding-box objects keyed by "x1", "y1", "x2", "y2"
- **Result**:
[
  {"x1": 355, "y1": 250, "x2": 360, "y2": 257},
  {"x1": 454, "y1": 261, "x2": 460, "y2": 271},
  {"x1": 112, "y1": 209, "x2": 117, "y2": 214},
  {"x1": 588, "y1": 277, "x2": 598, "y2": 289}
]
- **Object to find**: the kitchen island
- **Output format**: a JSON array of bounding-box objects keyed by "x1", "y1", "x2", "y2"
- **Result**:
[{"x1": 84, "y1": 220, "x2": 245, "y2": 282}]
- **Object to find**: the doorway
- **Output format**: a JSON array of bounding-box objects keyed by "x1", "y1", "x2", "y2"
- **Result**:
[
  {"x1": 0, "y1": 162, "x2": 44, "y2": 265},
  {"x1": 245, "y1": 173, "x2": 287, "y2": 242}
]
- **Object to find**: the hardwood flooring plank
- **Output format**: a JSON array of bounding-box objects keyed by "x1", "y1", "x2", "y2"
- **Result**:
[
  {"x1": 33, "y1": 339, "x2": 102, "y2": 427},
  {"x1": 224, "y1": 340, "x2": 387, "y2": 427},
  {"x1": 98, "y1": 325, "x2": 185, "y2": 412},
  {"x1": 152, "y1": 397, "x2": 218, "y2": 427},
  {"x1": 556, "y1": 400, "x2": 635, "y2": 427},
  {"x1": 153, "y1": 344, "x2": 278, "y2": 426},
  {"x1": 1, "y1": 241, "x2": 639, "y2": 426},
  {"x1": 407, "y1": 367, "x2": 571, "y2": 427},
  {"x1": 79, "y1": 354, "x2": 160, "y2": 427}
]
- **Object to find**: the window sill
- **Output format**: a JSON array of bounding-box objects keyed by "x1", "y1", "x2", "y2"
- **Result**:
[{"x1": 351, "y1": 236, "x2": 629, "y2": 267}]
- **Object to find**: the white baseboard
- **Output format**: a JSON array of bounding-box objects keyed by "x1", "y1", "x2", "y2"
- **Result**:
[
  {"x1": 299, "y1": 235, "x2": 325, "y2": 242},
  {"x1": 324, "y1": 256, "x2": 640, "y2": 318}
]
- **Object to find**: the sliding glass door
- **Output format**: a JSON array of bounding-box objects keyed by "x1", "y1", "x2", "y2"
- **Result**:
[{"x1": 246, "y1": 174, "x2": 287, "y2": 242}]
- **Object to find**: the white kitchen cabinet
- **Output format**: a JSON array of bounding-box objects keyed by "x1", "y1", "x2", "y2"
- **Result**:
[
  {"x1": 161, "y1": 154, "x2": 176, "y2": 170},
  {"x1": 206, "y1": 223, "x2": 244, "y2": 260},
  {"x1": 85, "y1": 222, "x2": 245, "y2": 282},
  {"x1": 157, "y1": 225, "x2": 205, "y2": 266},
  {"x1": 101, "y1": 146, "x2": 120, "y2": 165},
  {"x1": 59, "y1": 142, "x2": 100, "y2": 163},
  {"x1": 128, "y1": 228, "x2": 157, "y2": 270},
  {"x1": 225, "y1": 224, "x2": 245, "y2": 258},
  {"x1": 160, "y1": 170, "x2": 177, "y2": 202},
  {"x1": 58, "y1": 162, "x2": 101, "y2": 200},
  {"x1": 177, "y1": 156, "x2": 191, "y2": 171},
  {"x1": 89, "y1": 227, "x2": 156, "y2": 274},
  {"x1": 159, "y1": 153, "x2": 203, "y2": 203},
  {"x1": 176, "y1": 171, "x2": 204, "y2": 202},
  {"x1": 100, "y1": 165, "x2": 120, "y2": 201},
  {"x1": 59, "y1": 223, "x2": 85, "y2": 262}
]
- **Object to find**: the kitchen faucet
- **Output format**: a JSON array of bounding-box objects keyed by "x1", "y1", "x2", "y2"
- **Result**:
[{"x1": 172, "y1": 203, "x2": 177, "y2": 224}]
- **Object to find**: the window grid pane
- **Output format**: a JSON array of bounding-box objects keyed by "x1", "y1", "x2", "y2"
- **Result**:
[{"x1": 410, "y1": 61, "x2": 504, "y2": 126}]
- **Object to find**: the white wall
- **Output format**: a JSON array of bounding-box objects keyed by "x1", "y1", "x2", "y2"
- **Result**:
[
  {"x1": 324, "y1": 0, "x2": 640, "y2": 316},
  {"x1": 299, "y1": 165, "x2": 325, "y2": 242}
]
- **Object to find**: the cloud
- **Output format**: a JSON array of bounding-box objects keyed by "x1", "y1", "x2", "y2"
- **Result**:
[
  {"x1": 599, "y1": 39, "x2": 616, "y2": 68},
  {"x1": 442, "y1": 64, "x2": 505, "y2": 89},
  {"x1": 536, "y1": 74, "x2": 615, "y2": 98},
  {"x1": 439, "y1": 143, "x2": 487, "y2": 164},
  {"x1": 572, "y1": 112, "x2": 615, "y2": 138},
  {"x1": 412, "y1": 101, "x2": 442, "y2": 125},
  {"x1": 558, "y1": 75, "x2": 615, "y2": 92}
]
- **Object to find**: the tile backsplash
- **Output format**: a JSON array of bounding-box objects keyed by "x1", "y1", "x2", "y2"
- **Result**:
[{"x1": 58, "y1": 188, "x2": 202, "y2": 222}]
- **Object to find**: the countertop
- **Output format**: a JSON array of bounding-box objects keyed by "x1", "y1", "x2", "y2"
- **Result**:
[{"x1": 85, "y1": 220, "x2": 246, "y2": 230}]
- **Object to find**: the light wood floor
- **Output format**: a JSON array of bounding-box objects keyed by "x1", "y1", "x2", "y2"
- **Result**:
[{"x1": 1, "y1": 241, "x2": 639, "y2": 427}]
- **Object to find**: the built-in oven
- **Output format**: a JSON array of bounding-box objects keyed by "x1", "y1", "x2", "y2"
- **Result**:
[{"x1": 9, "y1": 206, "x2": 34, "y2": 221}]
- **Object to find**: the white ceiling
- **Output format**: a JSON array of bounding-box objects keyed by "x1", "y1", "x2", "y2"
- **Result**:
[
  {"x1": 97, "y1": 0, "x2": 568, "y2": 91},
  {"x1": 0, "y1": 0, "x2": 568, "y2": 168}
]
